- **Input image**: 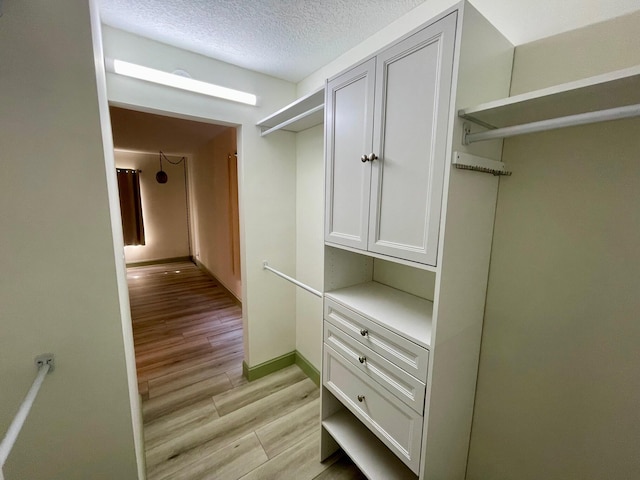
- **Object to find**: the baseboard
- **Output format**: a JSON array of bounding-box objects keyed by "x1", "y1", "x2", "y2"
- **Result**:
[
  {"x1": 193, "y1": 258, "x2": 241, "y2": 305},
  {"x1": 126, "y1": 256, "x2": 192, "y2": 268},
  {"x1": 243, "y1": 352, "x2": 296, "y2": 382},
  {"x1": 243, "y1": 350, "x2": 320, "y2": 387},
  {"x1": 294, "y1": 351, "x2": 320, "y2": 387}
]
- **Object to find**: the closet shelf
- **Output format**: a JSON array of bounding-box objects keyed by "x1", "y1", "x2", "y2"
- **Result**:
[
  {"x1": 322, "y1": 409, "x2": 417, "y2": 480},
  {"x1": 325, "y1": 281, "x2": 433, "y2": 349},
  {"x1": 458, "y1": 64, "x2": 640, "y2": 130},
  {"x1": 256, "y1": 87, "x2": 324, "y2": 136}
]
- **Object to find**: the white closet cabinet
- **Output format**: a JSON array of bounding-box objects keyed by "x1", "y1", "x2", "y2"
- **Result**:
[
  {"x1": 324, "y1": 59, "x2": 375, "y2": 250},
  {"x1": 325, "y1": 14, "x2": 456, "y2": 266},
  {"x1": 321, "y1": 2, "x2": 515, "y2": 479}
]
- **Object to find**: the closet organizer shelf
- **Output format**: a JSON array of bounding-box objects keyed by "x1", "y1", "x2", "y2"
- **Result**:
[
  {"x1": 256, "y1": 87, "x2": 324, "y2": 135},
  {"x1": 321, "y1": 3, "x2": 514, "y2": 476},
  {"x1": 322, "y1": 409, "x2": 417, "y2": 480},
  {"x1": 325, "y1": 282, "x2": 433, "y2": 349},
  {"x1": 325, "y1": 242, "x2": 438, "y2": 273},
  {"x1": 458, "y1": 64, "x2": 640, "y2": 128}
]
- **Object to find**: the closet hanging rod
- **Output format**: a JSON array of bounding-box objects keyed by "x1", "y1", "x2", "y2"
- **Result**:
[
  {"x1": 463, "y1": 103, "x2": 640, "y2": 144},
  {"x1": 263, "y1": 261, "x2": 322, "y2": 298},
  {"x1": 1, "y1": 354, "x2": 55, "y2": 479}
]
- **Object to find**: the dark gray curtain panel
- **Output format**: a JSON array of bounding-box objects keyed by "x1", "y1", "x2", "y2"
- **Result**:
[{"x1": 116, "y1": 169, "x2": 145, "y2": 246}]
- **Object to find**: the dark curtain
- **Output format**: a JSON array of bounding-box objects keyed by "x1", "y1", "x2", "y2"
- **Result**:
[{"x1": 116, "y1": 169, "x2": 145, "y2": 246}]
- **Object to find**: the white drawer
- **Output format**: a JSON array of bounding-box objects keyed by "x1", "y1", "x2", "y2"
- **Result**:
[
  {"x1": 324, "y1": 298, "x2": 429, "y2": 381},
  {"x1": 324, "y1": 322, "x2": 425, "y2": 414},
  {"x1": 323, "y1": 345, "x2": 423, "y2": 474}
]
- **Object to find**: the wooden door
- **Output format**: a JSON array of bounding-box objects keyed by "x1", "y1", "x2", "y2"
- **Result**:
[
  {"x1": 325, "y1": 58, "x2": 376, "y2": 249},
  {"x1": 368, "y1": 13, "x2": 457, "y2": 265}
]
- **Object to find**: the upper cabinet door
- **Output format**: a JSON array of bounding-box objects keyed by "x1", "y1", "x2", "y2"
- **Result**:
[
  {"x1": 368, "y1": 13, "x2": 457, "y2": 266},
  {"x1": 325, "y1": 59, "x2": 376, "y2": 249}
]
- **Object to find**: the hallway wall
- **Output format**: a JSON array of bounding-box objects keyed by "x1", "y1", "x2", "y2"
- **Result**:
[
  {"x1": 190, "y1": 128, "x2": 242, "y2": 299},
  {"x1": 0, "y1": 1, "x2": 140, "y2": 478},
  {"x1": 115, "y1": 150, "x2": 190, "y2": 264}
]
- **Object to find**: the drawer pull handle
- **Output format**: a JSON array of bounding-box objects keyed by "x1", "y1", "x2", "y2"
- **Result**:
[
  {"x1": 359, "y1": 329, "x2": 368, "y2": 337},
  {"x1": 357, "y1": 395, "x2": 365, "y2": 402},
  {"x1": 358, "y1": 356, "x2": 366, "y2": 364}
]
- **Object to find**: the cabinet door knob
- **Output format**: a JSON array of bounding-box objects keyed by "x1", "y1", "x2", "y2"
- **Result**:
[
  {"x1": 360, "y1": 153, "x2": 378, "y2": 163},
  {"x1": 358, "y1": 356, "x2": 366, "y2": 364},
  {"x1": 357, "y1": 395, "x2": 365, "y2": 402},
  {"x1": 359, "y1": 329, "x2": 368, "y2": 336}
]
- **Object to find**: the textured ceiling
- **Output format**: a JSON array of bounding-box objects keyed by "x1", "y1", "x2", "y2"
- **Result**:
[
  {"x1": 99, "y1": 0, "x2": 427, "y2": 82},
  {"x1": 98, "y1": 0, "x2": 640, "y2": 83}
]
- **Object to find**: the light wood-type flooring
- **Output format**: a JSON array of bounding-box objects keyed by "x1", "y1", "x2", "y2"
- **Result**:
[{"x1": 127, "y1": 261, "x2": 365, "y2": 480}]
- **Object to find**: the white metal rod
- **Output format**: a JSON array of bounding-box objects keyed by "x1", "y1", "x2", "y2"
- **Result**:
[
  {"x1": 465, "y1": 103, "x2": 640, "y2": 144},
  {"x1": 263, "y1": 261, "x2": 322, "y2": 298},
  {"x1": 0, "y1": 363, "x2": 50, "y2": 469}
]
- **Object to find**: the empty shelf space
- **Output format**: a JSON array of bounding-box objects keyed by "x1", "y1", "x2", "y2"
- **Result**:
[
  {"x1": 322, "y1": 409, "x2": 417, "y2": 480},
  {"x1": 325, "y1": 281, "x2": 433, "y2": 348},
  {"x1": 257, "y1": 87, "x2": 324, "y2": 135},
  {"x1": 458, "y1": 64, "x2": 640, "y2": 128}
]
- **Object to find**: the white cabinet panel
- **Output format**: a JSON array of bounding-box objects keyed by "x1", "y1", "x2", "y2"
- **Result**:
[
  {"x1": 324, "y1": 293, "x2": 431, "y2": 379},
  {"x1": 324, "y1": 346, "x2": 423, "y2": 473},
  {"x1": 324, "y1": 13, "x2": 456, "y2": 266},
  {"x1": 324, "y1": 322, "x2": 426, "y2": 413},
  {"x1": 369, "y1": 15, "x2": 456, "y2": 265},
  {"x1": 325, "y1": 59, "x2": 376, "y2": 249}
]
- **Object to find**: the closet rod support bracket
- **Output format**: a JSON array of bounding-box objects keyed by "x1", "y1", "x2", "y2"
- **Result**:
[{"x1": 462, "y1": 123, "x2": 472, "y2": 146}]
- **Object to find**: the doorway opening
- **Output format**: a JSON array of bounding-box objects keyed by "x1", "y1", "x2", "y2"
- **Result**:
[{"x1": 109, "y1": 106, "x2": 241, "y2": 298}]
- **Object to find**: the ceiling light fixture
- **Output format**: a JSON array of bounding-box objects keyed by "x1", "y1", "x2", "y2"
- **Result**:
[{"x1": 104, "y1": 58, "x2": 257, "y2": 106}]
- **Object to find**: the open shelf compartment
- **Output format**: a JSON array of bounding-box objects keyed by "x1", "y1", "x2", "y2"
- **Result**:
[{"x1": 322, "y1": 409, "x2": 417, "y2": 480}]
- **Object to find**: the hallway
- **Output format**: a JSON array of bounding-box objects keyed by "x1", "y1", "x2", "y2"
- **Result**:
[{"x1": 127, "y1": 262, "x2": 364, "y2": 479}]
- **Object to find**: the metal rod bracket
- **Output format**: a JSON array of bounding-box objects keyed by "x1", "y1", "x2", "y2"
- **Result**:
[
  {"x1": 462, "y1": 123, "x2": 472, "y2": 146},
  {"x1": 453, "y1": 151, "x2": 512, "y2": 176},
  {"x1": 35, "y1": 353, "x2": 55, "y2": 373}
]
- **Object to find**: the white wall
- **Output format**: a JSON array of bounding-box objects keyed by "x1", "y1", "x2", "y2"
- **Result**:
[
  {"x1": 295, "y1": 125, "x2": 325, "y2": 367},
  {"x1": 467, "y1": 12, "x2": 640, "y2": 480},
  {"x1": 190, "y1": 128, "x2": 242, "y2": 299},
  {"x1": 0, "y1": 1, "x2": 140, "y2": 479},
  {"x1": 102, "y1": 26, "x2": 298, "y2": 367},
  {"x1": 115, "y1": 151, "x2": 190, "y2": 264}
]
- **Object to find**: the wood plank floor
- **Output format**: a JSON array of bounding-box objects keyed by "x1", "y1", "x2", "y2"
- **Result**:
[{"x1": 127, "y1": 261, "x2": 365, "y2": 480}]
